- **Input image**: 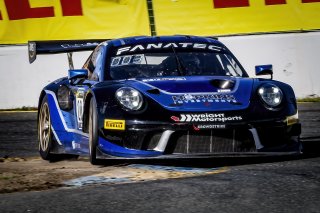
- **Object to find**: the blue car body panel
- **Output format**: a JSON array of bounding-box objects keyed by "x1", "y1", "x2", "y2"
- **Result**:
[{"x1": 126, "y1": 77, "x2": 253, "y2": 112}]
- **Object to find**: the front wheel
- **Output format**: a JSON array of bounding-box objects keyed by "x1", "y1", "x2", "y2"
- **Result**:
[{"x1": 89, "y1": 98, "x2": 99, "y2": 165}]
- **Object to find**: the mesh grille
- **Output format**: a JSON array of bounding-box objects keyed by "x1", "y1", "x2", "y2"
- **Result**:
[
  {"x1": 120, "y1": 129, "x2": 256, "y2": 154},
  {"x1": 124, "y1": 131, "x2": 163, "y2": 150},
  {"x1": 171, "y1": 130, "x2": 256, "y2": 154},
  {"x1": 147, "y1": 132, "x2": 162, "y2": 150}
]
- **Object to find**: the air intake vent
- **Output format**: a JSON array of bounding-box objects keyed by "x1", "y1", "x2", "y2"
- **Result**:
[
  {"x1": 147, "y1": 88, "x2": 161, "y2": 95},
  {"x1": 169, "y1": 130, "x2": 256, "y2": 154}
]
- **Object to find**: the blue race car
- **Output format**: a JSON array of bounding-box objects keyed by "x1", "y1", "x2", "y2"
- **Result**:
[{"x1": 29, "y1": 35, "x2": 301, "y2": 164}]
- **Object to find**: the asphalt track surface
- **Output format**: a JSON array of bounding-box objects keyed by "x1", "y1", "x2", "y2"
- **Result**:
[{"x1": 0, "y1": 103, "x2": 320, "y2": 212}]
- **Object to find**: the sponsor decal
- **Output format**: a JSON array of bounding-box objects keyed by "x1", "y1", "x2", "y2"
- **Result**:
[
  {"x1": 111, "y1": 54, "x2": 144, "y2": 67},
  {"x1": 61, "y1": 42, "x2": 99, "y2": 49},
  {"x1": 171, "y1": 116, "x2": 180, "y2": 122},
  {"x1": 0, "y1": 0, "x2": 83, "y2": 21},
  {"x1": 172, "y1": 93, "x2": 237, "y2": 104},
  {"x1": 104, "y1": 119, "x2": 125, "y2": 130},
  {"x1": 28, "y1": 42, "x2": 36, "y2": 58},
  {"x1": 194, "y1": 124, "x2": 226, "y2": 130},
  {"x1": 72, "y1": 141, "x2": 81, "y2": 149},
  {"x1": 75, "y1": 89, "x2": 85, "y2": 130},
  {"x1": 217, "y1": 89, "x2": 231, "y2": 93},
  {"x1": 116, "y1": 43, "x2": 223, "y2": 55},
  {"x1": 171, "y1": 113, "x2": 242, "y2": 122},
  {"x1": 142, "y1": 77, "x2": 186, "y2": 82}
]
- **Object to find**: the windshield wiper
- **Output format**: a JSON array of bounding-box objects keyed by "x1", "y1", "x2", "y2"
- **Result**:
[{"x1": 171, "y1": 46, "x2": 185, "y2": 76}]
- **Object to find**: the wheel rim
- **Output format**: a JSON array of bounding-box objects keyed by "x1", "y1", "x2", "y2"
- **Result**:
[{"x1": 39, "y1": 103, "x2": 51, "y2": 152}]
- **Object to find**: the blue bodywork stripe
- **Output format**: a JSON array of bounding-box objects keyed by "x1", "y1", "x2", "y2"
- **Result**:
[
  {"x1": 46, "y1": 91, "x2": 89, "y2": 152},
  {"x1": 98, "y1": 137, "x2": 162, "y2": 158}
]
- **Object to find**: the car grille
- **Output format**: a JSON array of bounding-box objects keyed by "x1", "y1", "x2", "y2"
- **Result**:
[
  {"x1": 168, "y1": 130, "x2": 256, "y2": 154},
  {"x1": 121, "y1": 129, "x2": 256, "y2": 154}
]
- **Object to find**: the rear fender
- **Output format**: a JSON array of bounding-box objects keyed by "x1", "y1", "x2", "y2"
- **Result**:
[
  {"x1": 83, "y1": 92, "x2": 93, "y2": 133},
  {"x1": 37, "y1": 90, "x2": 47, "y2": 124}
]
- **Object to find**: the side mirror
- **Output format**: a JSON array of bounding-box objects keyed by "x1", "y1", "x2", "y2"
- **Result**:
[
  {"x1": 255, "y1": 65, "x2": 273, "y2": 79},
  {"x1": 68, "y1": 69, "x2": 88, "y2": 80}
]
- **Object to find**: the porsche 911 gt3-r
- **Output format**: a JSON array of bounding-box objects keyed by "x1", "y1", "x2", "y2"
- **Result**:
[{"x1": 29, "y1": 35, "x2": 301, "y2": 165}]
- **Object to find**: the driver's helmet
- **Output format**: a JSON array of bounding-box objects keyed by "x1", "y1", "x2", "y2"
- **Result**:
[{"x1": 182, "y1": 53, "x2": 202, "y2": 75}]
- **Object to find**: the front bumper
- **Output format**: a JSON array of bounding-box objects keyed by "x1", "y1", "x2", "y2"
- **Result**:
[{"x1": 96, "y1": 118, "x2": 301, "y2": 158}]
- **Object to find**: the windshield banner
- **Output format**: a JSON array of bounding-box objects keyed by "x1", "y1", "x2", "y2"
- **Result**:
[
  {"x1": 0, "y1": 0, "x2": 150, "y2": 44},
  {"x1": 152, "y1": 0, "x2": 320, "y2": 36}
]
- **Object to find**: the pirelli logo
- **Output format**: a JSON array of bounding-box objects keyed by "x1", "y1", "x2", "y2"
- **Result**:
[{"x1": 104, "y1": 119, "x2": 125, "y2": 130}]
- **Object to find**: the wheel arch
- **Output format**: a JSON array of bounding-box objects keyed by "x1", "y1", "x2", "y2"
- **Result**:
[
  {"x1": 37, "y1": 90, "x2": 47, "y2": 124},
  {"x1": 83, "y1": 91, "x2": 94, "y2": 133}
]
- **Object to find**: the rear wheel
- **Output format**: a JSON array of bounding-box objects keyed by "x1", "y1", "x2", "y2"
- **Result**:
[
  {"x1": 38, "y1": 96, "x2": 55, "y2": 160},
  {"x1": 89, "y1": 98, "x2": 99, "y2": 165}
]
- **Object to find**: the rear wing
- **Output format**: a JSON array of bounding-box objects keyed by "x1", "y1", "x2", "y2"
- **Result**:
[{"x1": 28, "y1": 39, "x2": 106, "y2": 68}]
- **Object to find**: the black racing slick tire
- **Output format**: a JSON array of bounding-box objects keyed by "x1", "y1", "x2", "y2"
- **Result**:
[
  {"x1": 89, "y1": 98, "x2": 99, "y2": 165},
  {"x1": 38, "y1": 96, "x2": 55, "y2": 160},
  {"x1": 290, "y1": 135, "x2": 303, "y2": 154}
]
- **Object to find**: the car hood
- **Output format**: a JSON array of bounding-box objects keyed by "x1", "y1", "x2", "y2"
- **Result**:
[{"x1": 125, "y1": 76, "x2": 254, "y2": 112}]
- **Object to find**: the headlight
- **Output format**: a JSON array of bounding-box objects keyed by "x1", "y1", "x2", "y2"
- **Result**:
[
  {"x1": 115, "y1": 87, "x2": 143, "y2": 111},
  {"x1": 258, "y1": 84, "x2": 283, "y2": 108}
]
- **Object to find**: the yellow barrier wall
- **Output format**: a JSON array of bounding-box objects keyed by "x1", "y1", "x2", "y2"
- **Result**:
[
  {"x1": 153, "y1": 0, "x2": 320, "y2": 36},
  {"x1": 0, "y1": 0, "x2": 320, "y2": 44},
  {"x1": 0, "y1": 0, "x2": 150, "y2": 44}
]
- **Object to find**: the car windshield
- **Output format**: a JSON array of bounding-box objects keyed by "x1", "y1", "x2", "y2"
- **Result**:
[{"x1": 109, "y1": 47, "x2": 246, "y2": 80}]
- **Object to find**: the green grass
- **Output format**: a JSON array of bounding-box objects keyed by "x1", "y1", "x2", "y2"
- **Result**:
[
  {"x1": 0, "y1": 174, "x2": 17, "y2": 180},
  {"x1": 297, "y1": 97, "x2": 320, "y2": 103},
  {"x1": 0, "y1": 106, "x2": 38, "y2": 112}
]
